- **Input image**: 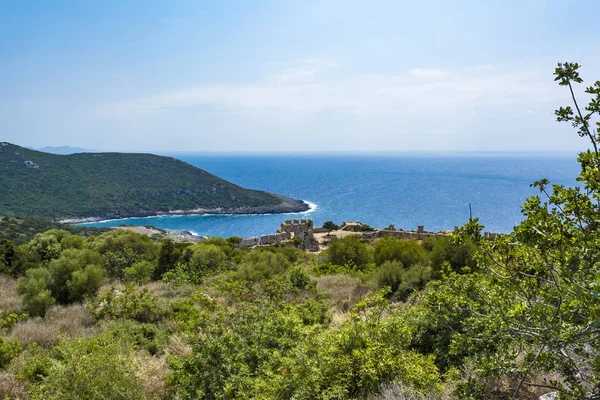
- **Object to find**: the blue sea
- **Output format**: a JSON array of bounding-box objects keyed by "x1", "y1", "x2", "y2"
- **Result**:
[{"x1": 81, "y1": 153, "x2": 580, "y2": 238}]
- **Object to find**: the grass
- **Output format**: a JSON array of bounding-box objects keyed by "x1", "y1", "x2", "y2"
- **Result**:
[
  {"x1": 368, "y1": 382, "x2": 451, "y2": 400},
  {"x1": 0, "y1": 275, "x2": 22, "y2": 314},
  {"x1": 0, "y1": 370, "x2": 28, "y2": 400},
  {"x1": 316, "y1": 274, "x2": 370, "y2": 312},
  {"x1": 9, "y1": 304, "x2": 96, "y2": 348}
]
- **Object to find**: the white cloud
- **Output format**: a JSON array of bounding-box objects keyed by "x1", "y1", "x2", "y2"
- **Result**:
[
  {"x1": 98, "y1": 63, "x2": 563, "y2": 119},
  {"x1": 407, "y1": 68, "x2": 448, "y2": 79},
  {"x1": 271, "y1": 59, "x2": 337, "y2": 83}
]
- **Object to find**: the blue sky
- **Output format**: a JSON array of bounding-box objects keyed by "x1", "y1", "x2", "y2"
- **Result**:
[{"x1": 2, "y1": 0, "x2": 600, "y2": 152}]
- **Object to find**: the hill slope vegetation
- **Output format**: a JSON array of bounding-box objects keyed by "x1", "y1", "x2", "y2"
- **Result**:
[{"x1": 0, "y1": 143, "x2": 307, "y2": 221}]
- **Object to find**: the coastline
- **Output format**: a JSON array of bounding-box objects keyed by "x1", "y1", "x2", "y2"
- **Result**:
[{"x1": 58, "y1": 198, "x2": 312, "y2": 225}]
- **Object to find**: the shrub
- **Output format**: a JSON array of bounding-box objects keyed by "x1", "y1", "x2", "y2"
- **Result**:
[
  {"x1": 17, "y1": 268, "x2": 55, "y2": 317},
  {"x1": 289, "y1": 268, "x2": 312, "y2": 290},
  {"x1": 189, "y1": 244, "x2": 228, "y2": 275},
  {"x1": 375, "y1": 261, "x2": 432, "y2": 301},
  {"x1": 327, "y1": 235, "x2": 371, "y2": 269},
  {"x1": 89, "y1": 285, "x2": 164, "y2": 323},
  {"x1": 102, "y1": 320, "x2": 168, "y2": 356},
  {"x1": 236, "y1": 251, "x2": 290, "y2": 282},
  {"x1": 47, "y1": 249, "x2": 103, "y2": 303},
  {"x1": 375, "y1": 260, "x2": 405, "y2": 293},
  {"x1": 0, "y1": 240, "x2": 18, "y2": 277},
  {"x1": 373, "y1": 237, "x2": 428, "y2": 267},
  {"x1": 28, "y1": 335, "x2": 146, "y2": 400},
  {"x1": 428, "y1": 236, "x2": 476, "y2": 276},
  {"x1": 66, "y1": 264, "x2": 104, "y2": 303},
  {"x1": 123, "y1": 261, "x2": 155, "y2": 285},
  {"x1": 0, "y1": 336, "x2": 21, "y2": 368}
]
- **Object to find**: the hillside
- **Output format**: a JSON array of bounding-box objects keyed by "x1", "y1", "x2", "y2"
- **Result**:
[
  {"x1": 0, "y1": 215, "x2": 109, "y2": 244},
  {"x1": 0, "y1": 142, "x2": 308, "y2": 221}
]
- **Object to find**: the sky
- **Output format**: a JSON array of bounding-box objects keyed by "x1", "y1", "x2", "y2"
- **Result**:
[{"x1": 2, "y1": 0, "x2": 600, "y2": 152}]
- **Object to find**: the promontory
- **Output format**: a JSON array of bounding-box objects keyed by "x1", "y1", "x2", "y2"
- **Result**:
[{"x1": 0, "y1": 142, "x2": 309, "y2": 222}]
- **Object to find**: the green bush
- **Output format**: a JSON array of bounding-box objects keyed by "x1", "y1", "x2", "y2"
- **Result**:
[
  {"x1": 123, "y1": 261, "x2": 155, "y2": 284},
  {"x1": 236, "y1": 251, "x2": 290, "y2": 282},
  {"x1": 0, "y1": 336, "x2": 21, "y2": 368},
  {"x1": 28, "y1": 335, "x2": 146, "y2": 400},
  {"x1": 0, "y1": 239, "x2": 18, "y2": 276},
  {"x1": 375, "y1": 260, "x2": 433, "y2": 301},
  {"x1": 327, "y1": 235, "x2": 371, "y2": 269},
  {"x1": 103, "y1": 320, "x2": 168, "y2": 355},
  {"x1": 16, "y1": 343, "x2": 52, "y2": 383},
  {"x1": 289, "y1": 268, "x2": 313, "y2": 290},
  {"x1": 88, "y1": 285, "x2": 164, "y2": 323},
  {"x1": 375, "y1": 260, "x2": 405, "y2": 293},
  {"x1": 47, "y1": 248, "x2": 103, "y2": 303},
  {"x1": 373, "y1": 237, "x2": 428, "y2": 267},
  {"x1": 428, "y1": 236, "x2": 476, "y2": 276},
  {"x1": 17, "y1": 268, "x2": 55, "y2": 317},
  {"x1": 66, "y1": 264, "x2": 104, "y2": 302}
]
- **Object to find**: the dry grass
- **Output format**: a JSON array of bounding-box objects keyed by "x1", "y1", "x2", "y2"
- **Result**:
[
  {"x1": 368, "y1": 382, "x2": 450, "y2": 400},
  {"x1": 0, "y1": 275, "x2": 22, "y2": 314},
  {"x1": 9, "y1": 304, "x2": 96, "y2": 348},
  {"x1": 132, "y1": 353, "x2": 170, "y2": 400},
  {"x1": 0, "y1": 370, "x2": 28, "y2": 400},
  {"x1": 165, "y1": 334, "x2": 192, "y2": 357},
  {"x1": 316, "y1": 274, "x2": 370, "y2": 312}
]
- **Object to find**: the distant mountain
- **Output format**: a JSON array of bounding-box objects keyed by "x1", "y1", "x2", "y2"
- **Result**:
[
  {"x1": 38, "y1": 146, "x2": 95, "y2": 155},
  {"x1": 0, "y1": 142, "x2": 308, "y2": 221}
]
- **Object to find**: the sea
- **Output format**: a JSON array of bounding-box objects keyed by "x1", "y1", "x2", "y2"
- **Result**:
[{"x1": 80, "y1": 153, "x2": 581, "y2": 238}]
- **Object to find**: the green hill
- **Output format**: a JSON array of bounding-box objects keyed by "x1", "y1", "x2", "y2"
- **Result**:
[
  {"x1": 0, "y1": 142, "x2": 307, "y2": 221},
  {"x1": 0, "y1": 215, "x2": 109, "y2": 244}
]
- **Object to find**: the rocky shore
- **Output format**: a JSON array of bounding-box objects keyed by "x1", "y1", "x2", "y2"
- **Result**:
[{"x1": 57, "y1": 195, "x2": 310, "y2": 225}]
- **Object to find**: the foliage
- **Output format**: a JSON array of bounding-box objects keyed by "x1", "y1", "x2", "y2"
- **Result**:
[
  {"x1": 427, "y1": 62, "x2": 600, "y2": 398},
  {"x1": 17, "y1": 268, "x2": 55, "y2": 316},
  {"x1": 0, "y1": 336, "x2": 21, "y2": 369},
  {"x1": 323, "y1": 220, "x2": 339, "y2": 234},
  {"x1": 327, "y1": 235, "x2": 372, "y2": 269},
  {"x1": 375, "y1": 261, "x2": 432, "y2": 300},
  {"x1": 289, "y1": 267, "x2": 313, "y2": 290},
  {"x1": 373, "y1": 237, "x2": 429, "y2": 267},
  {"x1": 0, "y1": 313, "x2": 27, "y2": 332},
  {"x1": 103, "y1": 320, "x2": 168, "y2": 356},
  {"x1": 28, "y1": 334, "x2": 146, "y2": 400},
  {"x1": 123, "y1": 260, "x2": 156, "y2": 284},
  {"x1": 427, "y1": 236, "x2": 476, "y2": 277},
  {"x1": 0, "y1": 214, "x2": 107, "y2": 245},
  {"x1": 0, "y1": 239, "x2": 17, "y2": 276},
  {"x1": 155, "y1": 238, "x2": 177, "y2": 279},
  {"x1": 0, "y1": 143, "x2": 290, "y2": 220},
  {"x1": 47, "y1": 248, "x2": 103, "y2": 303},
  {"x1": 236, "y1": 250, "x2": 291, "y2": 282},
  {"x1": 89, "y1": 285, "x2": 164, "y2": 323}
]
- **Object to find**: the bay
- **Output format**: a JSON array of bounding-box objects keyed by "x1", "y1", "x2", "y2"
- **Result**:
[{"x1": 81, "y1": 153, "x2": 580, "y2": 238}]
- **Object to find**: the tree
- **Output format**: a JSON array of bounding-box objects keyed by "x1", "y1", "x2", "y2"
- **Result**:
[
  {"x1": 445, "y1": 63, "x2": 600, "y2": 398},
  {"x1": 155, "y1": 239, "x2": 176, "y2": 280},
  {"x1": 327, "y1": 235, "x2": 371, "y2": 269},
  {"x1": 0, "y1": 239, "x2": 17, "y2": 276},
  {"x1": 322, "y1": 221, "x2": 339, "y2": 236}
]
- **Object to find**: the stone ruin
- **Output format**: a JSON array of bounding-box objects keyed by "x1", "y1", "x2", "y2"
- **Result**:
[{"x1": 235, "y1": 219, "x2": 319, "y2": 251}]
